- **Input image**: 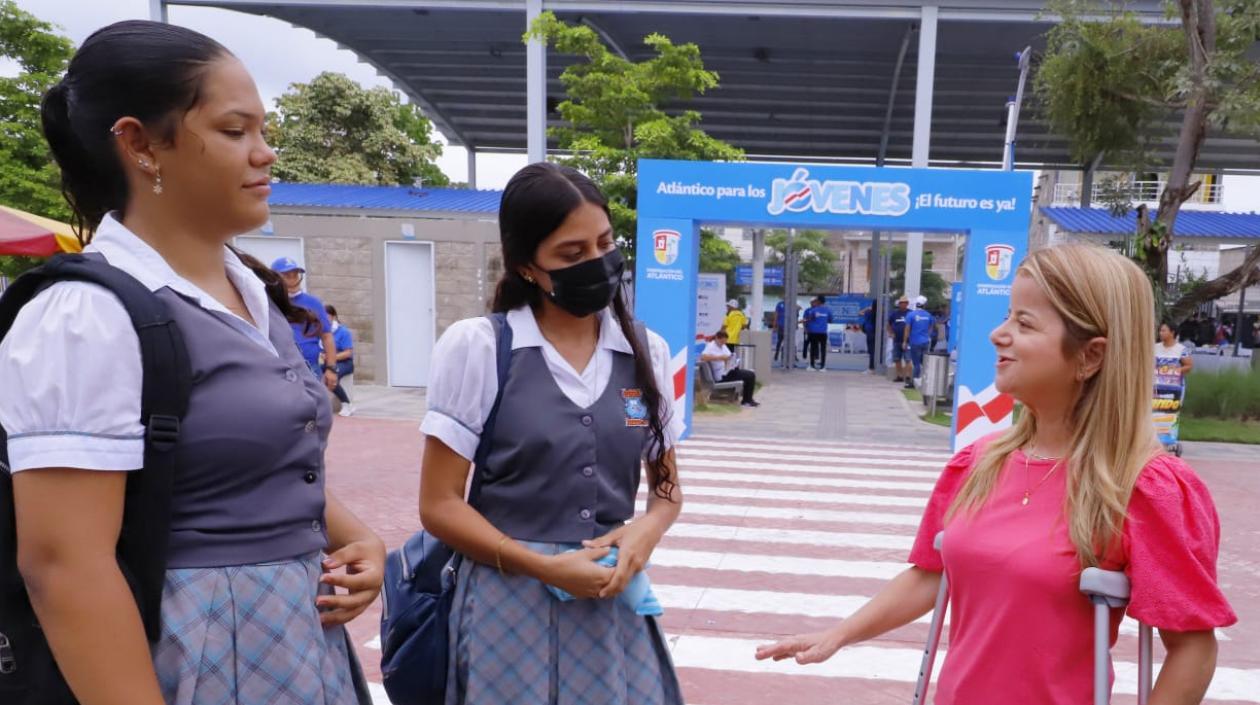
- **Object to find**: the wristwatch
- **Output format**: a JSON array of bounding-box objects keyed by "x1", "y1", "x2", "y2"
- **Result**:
[{"x1": 323, "y1": 365, "x2": 338, "y2": 374}]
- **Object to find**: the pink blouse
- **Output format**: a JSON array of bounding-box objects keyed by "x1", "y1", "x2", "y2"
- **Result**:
[{"x1": 908, "y1": 439, "x2": 1236, "y2": 705}]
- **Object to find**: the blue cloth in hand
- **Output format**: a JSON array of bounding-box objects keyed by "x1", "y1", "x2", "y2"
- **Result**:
[{"x1": 543, "y1": 547, "x2": 663, "y2": 617}]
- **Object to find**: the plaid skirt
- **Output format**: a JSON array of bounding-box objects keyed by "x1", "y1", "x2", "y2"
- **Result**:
[
  {"x1": 445, "y1": 541, "x2": 683, "y2": 705},
  {"x1": 152, "y1": 553, "x2": 368, "y2": 705}
]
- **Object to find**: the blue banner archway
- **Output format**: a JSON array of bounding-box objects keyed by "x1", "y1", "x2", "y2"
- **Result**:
[{"x1": 633, "y1": 159, "x2": 1032, "y2": 451}]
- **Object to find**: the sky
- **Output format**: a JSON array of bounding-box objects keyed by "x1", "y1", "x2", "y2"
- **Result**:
[
  {"x1": 12, "y1": 0, "x2": 1260, "y2": 210},
  {"x1": 14, "y1": 0, "x2": 527, "y2": 189}
]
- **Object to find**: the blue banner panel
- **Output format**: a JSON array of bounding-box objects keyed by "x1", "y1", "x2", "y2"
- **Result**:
[
  {"x1": 633, "y1": 159, "x2": 1033, "y2": 450},
  {"x1": 637, "y1": 160, "x2": 1031, "y2": 233},
  {"x1": 735, "y1": 264, "x2": 784, "y2": 286},
  {"x1": 824, "y1": 294, "x2": 873, "y2": 325},
  {"x1": 950, "y1": 230, "x2": 1025, "y2": 451},
  {"x1": 634, "y1": 218, "x2": 701, "y2": 436}
]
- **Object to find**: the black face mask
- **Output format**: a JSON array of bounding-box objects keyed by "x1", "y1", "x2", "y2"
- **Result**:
[{"x1": 541, "y1": 248, "x2": 625, "y2": 318}]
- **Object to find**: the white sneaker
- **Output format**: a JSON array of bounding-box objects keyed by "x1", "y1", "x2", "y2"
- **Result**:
[
  {"x1": 913, "y1": 378, "x2": 922, "y2": 388},
  {"x1": 338, "y1": 404, "x2": 355, "y2": 417}
]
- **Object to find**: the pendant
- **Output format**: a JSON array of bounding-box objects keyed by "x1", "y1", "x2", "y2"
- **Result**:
[{"x1": 1021, "y1": 492, "x2": 1030, "y2": 506}]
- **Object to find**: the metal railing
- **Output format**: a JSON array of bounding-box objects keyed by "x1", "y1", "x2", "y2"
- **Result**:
[{"x1": 1052, "y1": 179, "x2": 1223, "y2": 206}]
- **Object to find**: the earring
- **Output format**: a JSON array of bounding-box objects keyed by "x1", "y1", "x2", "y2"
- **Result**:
[
  {"x1": 152, "y1": 166, "x2": 163, "y2": 195},
  {"x1": 1076, "y1": 369, "x2": 1085, "y2": 381},
  {"x1": 110, "y1": 127, "x2": 123, "y2": 136},
  {"x1": 523, "y1": 273, "x2": 535, "y2": 284}
]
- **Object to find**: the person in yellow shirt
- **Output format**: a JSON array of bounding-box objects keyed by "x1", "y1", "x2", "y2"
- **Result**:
[{"x1": 723, "y1": 299, "x2": 748, "y2": 344}]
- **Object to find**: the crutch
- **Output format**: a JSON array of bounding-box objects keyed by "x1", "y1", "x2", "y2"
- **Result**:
[
  {"x1": 1079, "y1": 568, "x2": 1154, "y2": 705},
  {"x1": 911, "y1": 531, "x2": 949, "y2": 705}
]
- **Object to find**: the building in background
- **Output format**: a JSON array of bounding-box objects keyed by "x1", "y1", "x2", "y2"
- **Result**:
[{"x1": 236, "y1": 183, "x2": 501, "y2": 387}]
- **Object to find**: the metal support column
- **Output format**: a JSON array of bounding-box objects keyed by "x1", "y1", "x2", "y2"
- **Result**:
[
  {"x1": 1235, "y1": 246, "x2": 1252, "y2": 357},
  {"x1": 783, "y1": 229, "x2": 798, "y2": 371},
  {"x1": 525, "y1": 0, "x2": 547, "y2": 163},
  {"x1": 751, "y1": 229, "x2": 766, "y2": 331},
  {"x1": 872, "y1": 233, "x2": 888, "y2": 375},
  {"x1": 1003, "y1": 47, "x2": 1032, "y2": 171},
  {"x1": 466, "y1": 147, "x2": 478, "y2": 189},
  {"x1": 149, "y1": 0, "x2": 167, "y2": 22},
  {"x1": 906, "y1": 4, "x2": 938, "y2": 301}
]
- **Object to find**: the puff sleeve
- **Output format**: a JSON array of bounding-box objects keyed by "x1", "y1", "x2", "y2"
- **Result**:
[{"x1": 1122, "y1": 455, "x2": 1237, "y2": 631}]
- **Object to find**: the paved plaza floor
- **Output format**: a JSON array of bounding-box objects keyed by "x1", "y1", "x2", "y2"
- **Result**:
[{"x1": 330, "y1": 367, "x2": 1259, "y2": 704}]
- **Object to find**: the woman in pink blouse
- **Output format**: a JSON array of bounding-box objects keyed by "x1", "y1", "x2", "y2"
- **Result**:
[{"x1": 756, "y1": 244, "x2": 1236, "y2": 704}]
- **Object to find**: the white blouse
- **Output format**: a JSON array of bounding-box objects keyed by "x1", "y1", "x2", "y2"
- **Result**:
[
  {"x1": 420, "y1": 306, "x2": 683, "y2": 461},
  {"x1": 0, "y1": 214, "x2": 276, "y2": 473}
]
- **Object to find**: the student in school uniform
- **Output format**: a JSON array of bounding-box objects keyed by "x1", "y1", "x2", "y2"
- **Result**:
[
  {"x1": 418, "y1": 162, "x2": 686, "y2": 705},
  {"x1": 0, "y1": 22, "x2": 383, "y2": 704},
  {"x1": 326, "y1": 304, "x2": 356, "y2": 417}
]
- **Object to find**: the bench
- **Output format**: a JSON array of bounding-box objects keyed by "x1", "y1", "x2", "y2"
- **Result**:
[{"x1": 695, "y1": 361, "x2": 743, "y2": 404}]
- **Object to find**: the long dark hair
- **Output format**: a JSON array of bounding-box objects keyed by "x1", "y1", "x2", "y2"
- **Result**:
[
  {"x1": 40, "y1": 20, "x2": 313, "y2": 329},
  {"x1": 493, "y1": 163, "x2": 677, "y2": 501}
]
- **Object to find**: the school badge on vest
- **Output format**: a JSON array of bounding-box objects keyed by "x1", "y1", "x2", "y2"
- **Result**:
[{"x1": 622, "y1": 388, "x2": 648, "y2": 427}]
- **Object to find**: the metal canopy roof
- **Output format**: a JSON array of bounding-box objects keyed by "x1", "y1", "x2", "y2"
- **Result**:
[
  {"x1": 268, "y1": 182, "x2": 501, "y2": 213},
  {"x1": 1041, "y1": 207, "x2": 1260, "y2": 240},
  {"x1": 167, "y1": 0, "x2": 1260, "y2": 172}
]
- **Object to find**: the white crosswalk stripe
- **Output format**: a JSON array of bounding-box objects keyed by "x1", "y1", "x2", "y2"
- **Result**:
[
  {"x1": 365, "y1": 435, "x2": 1254, "y2": 703},
  {"x1": 682, "y1": 469, "x2": 936, "y2": 492}
]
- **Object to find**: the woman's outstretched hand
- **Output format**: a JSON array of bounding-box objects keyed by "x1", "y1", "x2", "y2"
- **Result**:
[{"x1": 755, "y1": 629, "x2": 845, "y2": 665}]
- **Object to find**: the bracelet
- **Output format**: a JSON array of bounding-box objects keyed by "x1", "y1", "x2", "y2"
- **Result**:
[{"x1": 495, "y1": 535, "x2": 509, "y2": 576}]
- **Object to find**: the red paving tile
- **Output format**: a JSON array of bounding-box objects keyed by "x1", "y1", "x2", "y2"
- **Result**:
[{"x1": 323, "y1": 418, "x2": 1260, "y2": 702}]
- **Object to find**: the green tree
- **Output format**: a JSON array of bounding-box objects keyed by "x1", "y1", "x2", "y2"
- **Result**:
[
  {"x1": 764, "y1": 230, "x2": 838, "y2": 293},
  {"x1": 1035, "y1": 0, "x2": 1260, "y2": 321},
  {"x1": 889, "y1": 244, "x2": 949, "y2": 310},
  {"x1": 267, "y1": 72, "x2": 448, "y2": 186},
  {"x1": 526, "y1": 12, "x2": 743, "y2": 253},
  {"x1": 392, "y1": 102, "x2": 450, "y2": 187},
  {"x1": 0, "y1": 1, "x2": 74, "y2": 278},
  {"x1": 699, "y1": 228, "x2": 741, "y2": 288}
]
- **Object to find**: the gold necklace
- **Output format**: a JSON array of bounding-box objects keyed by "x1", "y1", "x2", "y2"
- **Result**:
[{"x1": 1021, "y1": 447, "x2": 1062, "y2": 506}]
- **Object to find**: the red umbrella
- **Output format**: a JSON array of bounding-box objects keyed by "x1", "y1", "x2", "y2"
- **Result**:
[{"x1": 0, "y1": 205, "x2": 81, "y2": 256}]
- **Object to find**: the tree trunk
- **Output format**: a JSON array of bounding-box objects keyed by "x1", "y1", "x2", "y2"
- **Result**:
[
  {"x1": 1167, "y1": 245, "x2": 1260, "y2": 324},
  {"x1": 1140, "y1": 0, "x2": 1216, "y2": 312}
]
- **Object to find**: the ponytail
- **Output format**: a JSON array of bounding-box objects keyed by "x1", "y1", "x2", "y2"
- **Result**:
[
  {"x1": 39, "y1": 21, "x2": 229, "y2": 239},
  {"x1": 40, "y1": 82, "x2": 124, "y2": 246}
]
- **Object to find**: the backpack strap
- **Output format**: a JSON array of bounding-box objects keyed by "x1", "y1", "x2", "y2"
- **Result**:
[
  {"x1": 0, "y1": 253, "x2": 191, "y2": 642},
  {"x1": 466, "y1": 312, "x2": 512, "y2": 509}
]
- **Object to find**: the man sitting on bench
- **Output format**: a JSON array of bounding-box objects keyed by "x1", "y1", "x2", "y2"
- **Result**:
[{"x1": 701, "y1": 330, "x2": 760, "y2": 407}]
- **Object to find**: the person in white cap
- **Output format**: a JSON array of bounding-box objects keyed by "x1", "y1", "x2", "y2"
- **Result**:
[{"x1": 723, "y1": 298, "x2": 748, "y2": 346}]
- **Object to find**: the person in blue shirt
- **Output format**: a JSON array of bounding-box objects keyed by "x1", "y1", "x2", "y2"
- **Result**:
[
  {"x1": 860, "y1": 304, "x2": 877, "y2": 373},
  {"x1": 272, "y1": 256, "x2": 337, "y2": 390},
  {"x1": 887, "y1": 296, "x2": 910, "y2": 382},
  {"x1": 803, "y1": 296, "x2": 833, "y2": 371},
  {"x1": 773, "y1": 299, "x2": 802, "y2": 366},
  {"x1": 904, "y1": 295, "x2": 935, "y2": 388},
  {"x1": 325, "y1": 304, "x2": 356, "y2": 417}
]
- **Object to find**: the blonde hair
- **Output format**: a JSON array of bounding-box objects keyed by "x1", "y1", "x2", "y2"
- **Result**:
[{"x1": 948, "y1": 244, "x2": 1161, "y2": 567}]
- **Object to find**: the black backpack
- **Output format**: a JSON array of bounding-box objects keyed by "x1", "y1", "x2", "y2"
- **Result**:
[{"x1": 0, "y1": 254, "x2": 191, "y2": 705}]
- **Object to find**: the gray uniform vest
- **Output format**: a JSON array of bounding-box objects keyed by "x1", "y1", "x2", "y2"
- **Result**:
[
  {"x1": 152, "y1": 283, "x2": 332, "y2": 568},
  {"x1": 478, "y1": 339, "x2": 649, "y2": 543}
]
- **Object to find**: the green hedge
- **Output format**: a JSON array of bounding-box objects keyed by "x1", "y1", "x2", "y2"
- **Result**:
[{"x1": 1181, "y1": 367, "x2": 1260, "y2": 420}]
